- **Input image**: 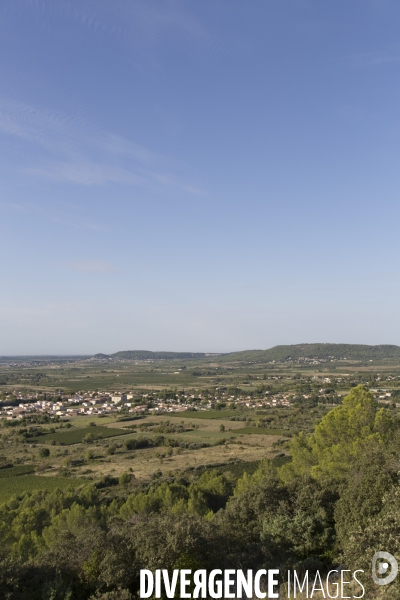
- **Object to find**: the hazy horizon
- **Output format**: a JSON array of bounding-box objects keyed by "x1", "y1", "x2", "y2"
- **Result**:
[{"x1": 2, "y1": 341, "x2": 400, "y2": 358}]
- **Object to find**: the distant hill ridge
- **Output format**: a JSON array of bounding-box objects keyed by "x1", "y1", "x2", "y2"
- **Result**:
[
  {"x1": 92, "y1": 344, "x2": 400, "y2": 363},
  {"x1": 222, "y1": 343, "x2": 400, "y2": 362},
  {"x1": 92, "y1": 350, "x2": 209, "y2": 360}
]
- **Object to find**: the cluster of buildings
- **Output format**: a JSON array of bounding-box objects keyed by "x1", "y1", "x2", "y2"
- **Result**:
[
  {"x1": 231, "y1": 395, "x2": 292, "y2": 408},
  {"x1": 0, "y1": 388, "x2": 296, "y2": 421},
  {"x1": 0, "y1": 392, "x2": 136, "y2": 420},
  {"x1": 4, "y1": 383, "x2": 395, "y2": 422}
]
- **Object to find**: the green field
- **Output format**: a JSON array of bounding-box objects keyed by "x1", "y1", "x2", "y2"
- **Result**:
[
  {"x1": 32, "y1": 425, "x2": 129, "y2": 445},
  {"x1": 169, "y1": 410, "x2": 244, "y2": 419},
  {"x1": 0, "y1": 475, "x2": 86, "y2": 504},
  {"x1": 0, "y1": 464, "x2": 36, "y2": 478},
  {"x1": 123, "y1": 429, "x2": 230, "y2": 442},
  {"x1": 233, "y1": 427, "x2": 287, "y2": 436}
]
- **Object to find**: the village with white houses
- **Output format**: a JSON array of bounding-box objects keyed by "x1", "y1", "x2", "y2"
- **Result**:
[
  {"x1": 0, "y1": 389, "x2": 296, "y2": 421},
  {"x1": 0, "y1": 368, "x2": 397, "y2": 422}
]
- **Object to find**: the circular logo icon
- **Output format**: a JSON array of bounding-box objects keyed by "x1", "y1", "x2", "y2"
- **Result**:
[{"x1": 372, "y1": 552, "x2": 398, "y2": 586}]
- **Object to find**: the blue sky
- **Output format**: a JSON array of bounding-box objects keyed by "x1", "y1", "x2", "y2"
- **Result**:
[{"x1": 1, "y1": 0, "x2": 400, "y2": 354}]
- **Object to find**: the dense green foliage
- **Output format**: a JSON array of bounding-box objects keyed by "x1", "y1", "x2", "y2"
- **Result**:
[{"x1": 281, "y1": 386, "x2": 397, "y2": 481}]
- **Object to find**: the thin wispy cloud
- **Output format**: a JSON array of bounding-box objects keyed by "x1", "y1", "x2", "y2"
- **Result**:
[
  {"x1": 0, "y1": 98, "x2": 204, "y2": 194},
  {"x1": 62, "y1": 260, "x2": 118, "y2": 274},
  {"x1": 26, "y1": 162, "x2": 142, "y2": 187},
  {"x1": 350, "y1": 44, "x2": 400, "y2": 67},
  {"x1": 0, "y1": 1, "x2": 211, "y2": 196},
  {"x1": 21, "y1": 0, "x2": 218, "y2": 58},
  {"x1": 5, "y1": 201, "x2": 103, "y2": 231},
  {"x1": 3, "y1": 0, "x2": 226, "y2": 84}
]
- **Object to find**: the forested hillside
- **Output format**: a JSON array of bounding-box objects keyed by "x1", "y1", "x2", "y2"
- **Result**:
[
  {"x1": 93, "y1": 344, "x2": 400, "y2": 364},
  {"x1": 222, "y1": 343, "x2": 400, "y2": 363}
]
